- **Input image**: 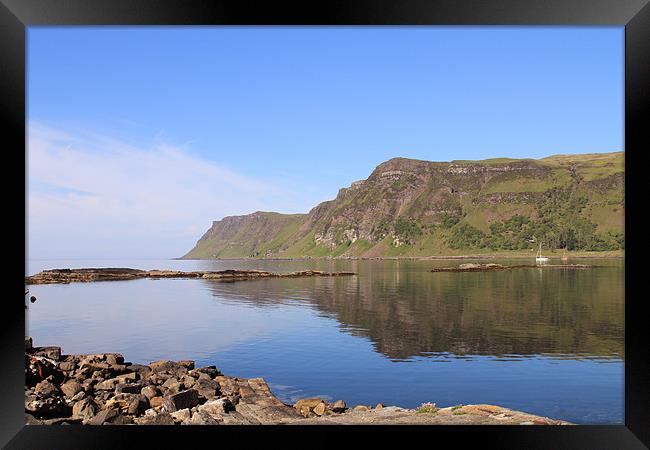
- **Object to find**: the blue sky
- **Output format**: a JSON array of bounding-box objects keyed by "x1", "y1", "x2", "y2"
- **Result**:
[{"x1": 27, "y1": 27, "x2": 623, "y2": 259}]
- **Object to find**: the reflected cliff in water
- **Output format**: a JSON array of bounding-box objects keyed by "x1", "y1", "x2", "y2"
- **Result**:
[{"x1": 200, "y1": 260, "x2": 624, "y2": 361}]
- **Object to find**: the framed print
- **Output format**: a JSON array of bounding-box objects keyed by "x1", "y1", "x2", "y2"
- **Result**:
[{"x1": 2, "y1": 0, "x2": 648, "y2": 448}]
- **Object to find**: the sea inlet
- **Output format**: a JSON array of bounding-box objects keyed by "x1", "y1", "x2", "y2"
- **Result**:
[{"x1": 26, "y1": 257, "x2": 624, "y2": 424}]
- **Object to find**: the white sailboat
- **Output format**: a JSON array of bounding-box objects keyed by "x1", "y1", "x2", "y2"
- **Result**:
[{"x1": 535, "y1": 242, "x2": 549, "y2": 263}]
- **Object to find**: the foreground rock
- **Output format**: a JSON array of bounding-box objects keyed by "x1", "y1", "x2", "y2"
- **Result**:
[
  {"x1": 25, "y1": 268, "x2": 356, "y2": 285},
  {"x1": 430, "y1": 263, "x2": 595, "y2": 272},
  {"x1": 25, "y1": 339, "x2": 571, "y2": 425}
]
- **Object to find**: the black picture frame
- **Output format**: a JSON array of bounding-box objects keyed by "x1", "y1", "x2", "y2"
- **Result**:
[{"x1": 2, "y1": 0, "x2": 647, "y2": 448}]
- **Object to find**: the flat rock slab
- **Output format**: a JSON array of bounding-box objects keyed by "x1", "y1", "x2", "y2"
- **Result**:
[
  {"x1": 25, "y1": 268, "x2": 356, "y2": 285},
  {"x1": 292, "y1": 405, "x2": 572, "y2": 425},
  {"x1": 431, "y1": 263, "x2": 596, "y2": 272}
]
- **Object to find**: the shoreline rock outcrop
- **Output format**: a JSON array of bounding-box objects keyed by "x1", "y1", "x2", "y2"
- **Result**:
[
  {"x1": 25, "y1": 339, "x2": 572, "y2": 426},
  {"x1": 25, "y1": 268, "x2": 356, "y2": 285},
  {"x1": 430, "y1": 263, "x2": 596, "y2": 272}
]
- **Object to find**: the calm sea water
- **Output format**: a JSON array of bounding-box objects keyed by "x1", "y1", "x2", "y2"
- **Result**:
[{"x1": 26, "y1": 258, "x2": 624, "y2": 424}]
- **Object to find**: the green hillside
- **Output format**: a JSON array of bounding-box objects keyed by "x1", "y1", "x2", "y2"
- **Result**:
[{"x1": 182, "y1": 152, "x2": 624, "y2": 259}]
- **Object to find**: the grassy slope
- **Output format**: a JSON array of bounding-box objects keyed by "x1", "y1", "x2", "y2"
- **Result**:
[{"x1": 184, "y1": 152, "x2": 624, "y2": 259}]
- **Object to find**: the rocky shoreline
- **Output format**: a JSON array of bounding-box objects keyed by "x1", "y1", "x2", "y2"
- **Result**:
[
  {"x1": 25, "y1": 268, "x2": 356, "y2": 285},
  {"x1": 430, "y1": 263, "x2": 596, "y2": 272},
  {"x1": 25, "y1": 338, "x2": 571, "y2": 426}
]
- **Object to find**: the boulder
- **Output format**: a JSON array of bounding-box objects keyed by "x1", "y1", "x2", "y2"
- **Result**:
[
  {"x1": 197, "y1": 398, "x2": 235, "y2": 417},
  {"x1": 329, "y1": 400, "x2": 346, "y2": 413},
  {"x1": 95, "y1": 378, "x2": 120, "y2": 391},
  {"x1": 177, "y1": 360, "x2": 195, "y2": 370},
  {"x1": 72, "y1": 398, "x2": 97, "y2": 419},
  {"x1": 294, "y1": 398, "x2": 327, "y2": 417},
  {"x1": 133, "y1": 411, "x2": 175, "y2": 425},
  {"x1": 34, "y1": 380, "x2": 61, "y2": 397},
  {"x1": 141, "y1": 385, "x2": 159, "y2": 400},
  {"x1": 115, "y1": 382, "x2": 143, "y2": 394},
  {"x1": 61, "y1": 380, "x2": 83, "y2": 398},
  {"x1": 115, "y1": 372, "x2": 139, "y2": 382},
  {"x1": 353, "y1": 405, "x2": 371, "y2": 412},
  {"x1": 194, "y1": 378, "x2": 221, "y2": 399},
  {"x1": 190, "y1": 365, "x2": 220, "y2": 378},
  {"x1": 170, "y1": 408, "x2": 191, "y2": 423},
  {"x1": 58, "y1": 361, "x2": 77, "y2": 372},
  {"x1": 313, "y1": 402, "x2": 327, "y2": 416},
  {"x1": 109, "y1": 364, "x2": 131, "y2": 375},
  {"x1": 162, "y1": 377, "x2": 181, "y2": 390},
  {"x1": 127, "y1": 364, "x2": 152, "y2": 379},
  {"x1": 149, "y1": 360, "x2": 187, "y2": 374},
  {"x1": 88, "y1": 408, "x2": 119, "y2": 425},
  {"x1": 106, "y1": 393, "x2": 146, "y2": 415},
  {"x1": 70, "y1": 391, "x2": 85, "y2": 402},
  {"x1": 105, "y1": 354, "x2": 125, "y2": 366},
  {"x1": 188, "y1": 411, "x2": 222, "y2": 425},
  {"x1": 182, "y1": 375, "x2": 196, "y2": 388},
  {"x1": 162, "y1": 389, "x2": 199, "y2": 412},
  {"x1": 149, "y1": 396, "x2": 163, "y2": 409}
]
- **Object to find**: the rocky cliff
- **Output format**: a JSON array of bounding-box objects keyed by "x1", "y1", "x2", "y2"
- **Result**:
[{"x1": 183, "y1": 152, "x2": 624, "y2": 258}]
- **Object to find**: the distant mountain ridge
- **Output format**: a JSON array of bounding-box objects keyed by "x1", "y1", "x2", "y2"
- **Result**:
[{"x1": 182, "y1": 152, "x2": 624, "y2": 259}]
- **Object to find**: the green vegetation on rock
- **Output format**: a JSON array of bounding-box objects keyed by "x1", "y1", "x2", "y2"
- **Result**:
[{"x1": 182, "y1": 152, "x2": 624, "y2": 259}]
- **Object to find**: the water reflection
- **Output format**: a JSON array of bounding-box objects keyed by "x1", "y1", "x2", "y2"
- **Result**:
[{"x1": 200, "y1": 261, "x2": 624, "y2": 361}]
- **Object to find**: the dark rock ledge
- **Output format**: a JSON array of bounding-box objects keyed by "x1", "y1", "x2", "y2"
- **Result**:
[
  {"x1": 25, "y1": 268, "x2": 356, "y2": 285},
  {"x1": 24, "y1": 338, "x2": 572, "y2": 425}
]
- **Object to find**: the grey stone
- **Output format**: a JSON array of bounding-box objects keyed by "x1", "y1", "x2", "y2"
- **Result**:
[
  {"x1": 72, "y1": 398, "x2": 97, "y2": 419},
  {"x1": 115, "y1": 382, "x2": 143, "y2": 394},
  {"x1": 88, "y1": 407, "x2": 119, "y2": 425},
  {"x1": 162, "y1": 389, "x2": 199, "y2": 412}
]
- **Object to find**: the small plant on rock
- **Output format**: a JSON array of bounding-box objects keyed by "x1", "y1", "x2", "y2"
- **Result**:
[{"x1": 416, "y1": 402, "x2": 438, "y2": 414}]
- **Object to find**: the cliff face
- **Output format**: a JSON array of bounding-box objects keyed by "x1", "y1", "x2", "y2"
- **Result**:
[
  {"x1": 183, "y1": 212, "x2": 305, "y2": 259},
  {"x1": 182, "y1": 152, "x2": 624, "y2": 258}
]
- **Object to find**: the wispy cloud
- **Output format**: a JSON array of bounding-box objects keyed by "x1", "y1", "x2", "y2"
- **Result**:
[{"x1": 27, "y1": 122, "x2": 294, "y2": 259}]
